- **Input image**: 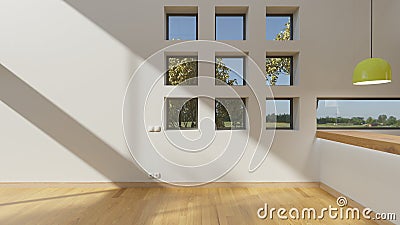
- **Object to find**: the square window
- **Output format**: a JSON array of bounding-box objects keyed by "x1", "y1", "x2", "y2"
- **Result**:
[
  {"x1": 166, "y1": 98, "x2": 198, "y2": 130},
  {"x1": 266, "y1": 98, "x2": 293, "y2": 129},
  {"x1": 215, "y1": 98, "x2": 246, "y2": 130},
  {"x1": 215, "y1": 57, "x2": 245, "y2": 85},
  {"x1": 166, "y1": 56, "x2": 198, "y2": 85},
  {"x1": 167, "y1": 14, "x2": 197, "y2": 40},
  {"x1": 215, "y1": 15, "x2": 246, "y2": 40},
  {"x1": 266, "y1": 56, "x2": 293, "y2": 86},
  {"x1": 266, "y1": 15, "x2": 293, "y2": 40}
]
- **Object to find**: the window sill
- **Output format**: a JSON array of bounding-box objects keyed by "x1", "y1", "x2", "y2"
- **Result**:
[{"x1": 316, "y1": 131, "x2": 400, "y2": 156}]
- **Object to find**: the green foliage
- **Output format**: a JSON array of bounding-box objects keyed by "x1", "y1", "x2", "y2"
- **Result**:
[
  {"x1": 350, "y1": 117, "x2": 364, "y2": 125},
  {"x1": 215, "y1": 58, "x2": 237, "y2": 85},
  {"x1": 266, "y1": 113, "x2": 291, "y2": 123},
  {"x1": 317, "y1": 114, "x2": 400, "y2": 128},
  {"x1": 275, "y1": 22, "x2": 292, "y2": 41},
  {"x1": 378, "y1": 114, "x2": 387, "y2": 124},
  {"x1": 366, "y1": 117, "x2": 374, "y2": 125},
  {"x1": 167, "y1": 98, "x2": 198, "y2": 129},
  {"x1": 167, "y1": 57, "x2": 237, "y2": 86},
  {"x1": 167, "y1": 57, "x2": 197, "y2": 85},
  {"x1": 266, "y1": 21, "x2": 292, "y2": 85},
  {"x1": 167, "y1": 57, "x2": 241, "y2": 129},
  {"x1": 215, "y1": 99, "x2": 245, "y2": 129},
  {"x1": 386, "y1": 116, "x2": 398, "y2": 126}
]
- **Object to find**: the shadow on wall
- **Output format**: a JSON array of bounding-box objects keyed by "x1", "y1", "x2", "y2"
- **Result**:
[
  {"x1": 64, "y1": 0, "x2": 161, "y2": 54},
  {"x1": 63, "y1": 0, "x2": 319, "y2": 181},
  {"x1": 0, "y1": 64, "x2": 148, "y2": 184}
]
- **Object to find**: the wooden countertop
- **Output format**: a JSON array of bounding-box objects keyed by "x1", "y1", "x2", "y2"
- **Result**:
[{"x1": 316, "y1": 130, "x2": 400, "y2": 156}]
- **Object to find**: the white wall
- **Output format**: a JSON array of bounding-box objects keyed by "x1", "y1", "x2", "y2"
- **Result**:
[
  {"x1": 318, "y1": 139, "x2": 400, "y2": 224},
  {"x1": 0, "y1": 0, "x2": 400, "y2": 183}
]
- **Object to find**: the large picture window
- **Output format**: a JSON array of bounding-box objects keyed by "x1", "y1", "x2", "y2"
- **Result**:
[{"x1": 317, "y1": 99, "x2": 400, "y2": 129}]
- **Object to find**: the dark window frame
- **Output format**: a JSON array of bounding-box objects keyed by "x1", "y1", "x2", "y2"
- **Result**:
[
  {"x1": 215, "y1": 56, "x2": 246, "y2": 86},
  {"x1": 266, "y1": 55, "x2": 294, "y2": 86},
  {"x1": 165, "y1": 97, "x2": 199, "y2": 130},
  {"x1": 215, "y1": 98, "x2": 247, "y2": 130},
  {"x1": 316, "y1": 98, "x2": 400, "y2": 130},
  {"x1": 166, "y1": 14, "x2": 198, "y2": 40},
  {"x1": 266, "y1": 98, "x2": 294, "y2": 130},
  {"x1": 215, "y1": 14, "x2": 246, "y2": 40},
  {"x1": 266, "y1": 14, "x2": 294, "y2": 40},
  {"x1": 165, "y1": 55, "x2": 199, "y2": 85}
]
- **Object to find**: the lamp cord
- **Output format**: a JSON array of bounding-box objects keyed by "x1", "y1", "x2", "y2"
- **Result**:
[{"x1": 370, "y1": 0, "x2": 373, "y2": 58}]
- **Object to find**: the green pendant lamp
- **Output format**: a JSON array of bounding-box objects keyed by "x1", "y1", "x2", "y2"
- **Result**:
[{"x1": 353, "y1": 0, "x2": 392, "y2": 85}]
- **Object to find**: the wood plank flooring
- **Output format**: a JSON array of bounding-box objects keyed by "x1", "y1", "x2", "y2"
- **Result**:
[{"x1": 0, "y1": 187, "x2": 378, "y2": 225}]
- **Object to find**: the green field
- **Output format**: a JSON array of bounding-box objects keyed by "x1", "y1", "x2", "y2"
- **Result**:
[
  {"x1": 317, "y1": 123, "x2": 398, "y2": 128},
  {"x1": 266, "y1": 122, "x2": 291, "y2": 128},
  {"x1": 265, "y1": 122, "x2": 400, "y2": 129}
]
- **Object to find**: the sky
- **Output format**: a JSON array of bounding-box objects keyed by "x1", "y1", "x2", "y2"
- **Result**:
[
  {"x1": 217, "y1": 57, "x2": 244, "y2": 85},
  {"x1": 317, "y1": 100, "x2": 400, "y2": 119},
  {"x1": 266, "y1": 16, "x2": 292, "y2": 85},
  {"x1": 266, "y1": 16, "x2": 290, "y2": 40},
  {"x1": 216, "y1": 16, "x2": 244, "y2": 40},
  {"x1": 266, "y1": 100, "x2": 290, "y2": 115},
  {"x1": 168, "y1": 16, "x2": 197, "y2": 40},
  {"x1": 267, "y1": 100, "x2": 400, "y2": 118},
  {"x1": 168, "y1": 15, "x2": 290, "y2": 41},
  {"x1": 168, "y1": 15, "x2": 290, "y2": 85}
]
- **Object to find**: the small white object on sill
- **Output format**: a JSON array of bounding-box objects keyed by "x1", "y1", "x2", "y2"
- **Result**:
[{"x1": 148, "y1": 126, "x2": 161, "y2": 132}]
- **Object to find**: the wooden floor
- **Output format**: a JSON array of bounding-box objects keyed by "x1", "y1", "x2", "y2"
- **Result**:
[{"x1": 0, "y1": 187, "x2": 377, "y2": 225}]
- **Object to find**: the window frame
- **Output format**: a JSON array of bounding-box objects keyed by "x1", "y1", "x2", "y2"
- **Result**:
[
  {"x1": 215, "y1": 56, "x2": 246, "y2": 86},
  {"x1": 266, "y1": 98, "x2": 294, "y2": 130},
  {"x1": 165, "y1": 97, "x2": 199, "y2": 130},
  {"x1": 266, "y1": 14, "x2": 294, "y2": 40},
  {"x1": 166, "y1": 14, "x2": 198, "y2": 40},
  {"x1": 316, "y1": 98, "x2": 400, "y2": 130},
  {"x1": 165, "y1": 55, "x2": 199, "y2": 85},
  {"x1": 215, "y1": 98, "x2": 247, "y2": 130},
  {"x1": 215, "y1": 14, "x2": 246, "y2": 40},
  {"x1": 266, "y1": 55, "x2": 294, "y2": 86}
]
